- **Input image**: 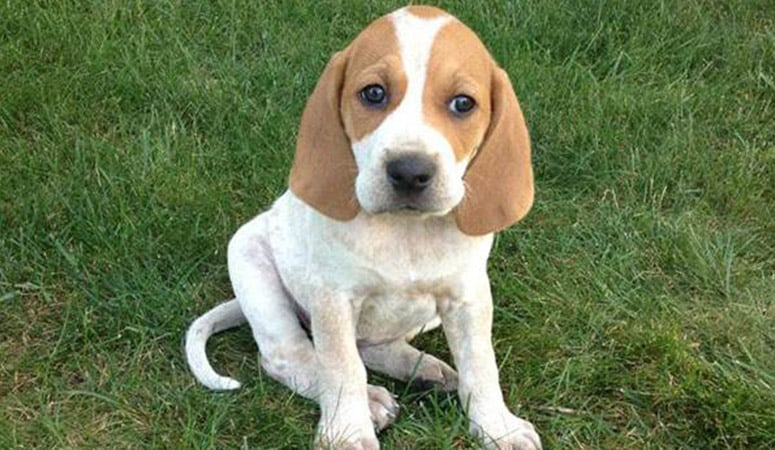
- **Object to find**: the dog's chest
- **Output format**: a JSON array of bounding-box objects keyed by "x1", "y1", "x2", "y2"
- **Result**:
[
  {"x1": 355, "y1": 289, "x2": 439, "y2": 344},
  {"x1": 270, "y1": 193, "x2": 493, "y2": 341},
  {"x1": 329, "y1": 218, "x2": 476, "y2": 343}
]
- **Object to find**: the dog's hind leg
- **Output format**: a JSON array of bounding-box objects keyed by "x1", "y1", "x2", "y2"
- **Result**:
[
  {"x1": 228, "y1": 225, "x2": 320, "y2": 399},
  {"x1": 360, "y1": 339, "x2": 458, "y2": 391},
  {"x1": 228, "y1": 220, "x2": 399, "y2": 430}
]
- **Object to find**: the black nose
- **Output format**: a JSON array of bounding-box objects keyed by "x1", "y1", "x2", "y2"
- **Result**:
[{"x1": 386, "y1": 155, "x2": 436, "y2": 194}]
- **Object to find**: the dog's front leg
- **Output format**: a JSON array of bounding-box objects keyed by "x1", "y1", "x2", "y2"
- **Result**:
[
  {"x1": 441, "y1": 276, "x2": 542, "y2": 450},
  {"x1": 311, "y1": 292, "x2": 378, "y2": 450}
]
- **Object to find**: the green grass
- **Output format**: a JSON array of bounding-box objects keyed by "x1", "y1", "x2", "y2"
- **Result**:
[{"x1": 1, "y1": 0, "x2": 773, "y2": 448}]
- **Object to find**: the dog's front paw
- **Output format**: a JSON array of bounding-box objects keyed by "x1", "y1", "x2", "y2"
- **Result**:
[
  {"x1": 314, "y1": 433, "x2": 379, "y2": 450},
  {"x1": 470, "y1": 409, "x2": 541, "y2": 450},
  {"x1": 316, "y1": 411, "x2": 380, "y2": 450}
]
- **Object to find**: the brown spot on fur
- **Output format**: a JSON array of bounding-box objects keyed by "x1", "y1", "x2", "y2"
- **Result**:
[
  {"x1": 455, "y1": 67, "x2": 534, "y2": 235},
  {"x1": 290, "y1": 13, "x2": 406, "y2": 220},
  {"x1": 290, "y1": 48, "x2": 359, "y2": 220},
  {"x1": 341, "y1": 15, "x2": 406, "y2": 143},
  {"x1": 423, "y1": 22, "x2": 493, "y2": 161}
]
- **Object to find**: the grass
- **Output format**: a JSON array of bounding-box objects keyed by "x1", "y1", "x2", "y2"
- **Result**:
[{"x1": 1, "y1": 0, "x2": 773, "y2": 448}]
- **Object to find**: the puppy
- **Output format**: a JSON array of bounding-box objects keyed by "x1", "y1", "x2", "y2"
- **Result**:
[{"x1": 186, "y1": 5, "x2": 540, "y2": 450}]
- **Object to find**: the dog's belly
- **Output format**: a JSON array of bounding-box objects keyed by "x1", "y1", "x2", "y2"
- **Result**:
[{"x1": 355, "y1": 292, "x2": 439, "y2": 345}]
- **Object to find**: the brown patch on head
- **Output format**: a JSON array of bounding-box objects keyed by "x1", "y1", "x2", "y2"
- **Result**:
[
  {"x1": 289, "y1": 12, "x2": 406, "y2": 220},
  {"x1": 422, "y1": 19, "x2": 534, "y2": 235},
  {"x1": 423, "y1": 21, "x2": 494, "y2": 161},
  {"x1": 290, "y1": 5, "x2": 533, "y2": 231},
  {"x1": 454, "y1": 68, "x2": 534, "y2": 235},
  {"x1": 289, "y1": 48, "x2": 357, "y2": 220},
  {"x1": 340, "y1": 15, "x2": 406, "y2": 143}
]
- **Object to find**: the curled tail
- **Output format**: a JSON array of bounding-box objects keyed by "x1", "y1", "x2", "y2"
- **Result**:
[{"x1": 185, "y1": 299, "x2": 246, "y2": 390}]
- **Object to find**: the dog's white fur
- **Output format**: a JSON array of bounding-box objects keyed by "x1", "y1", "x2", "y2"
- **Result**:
[{"x1": 186, "y1": 6, "x2": 540, "y2": 450}]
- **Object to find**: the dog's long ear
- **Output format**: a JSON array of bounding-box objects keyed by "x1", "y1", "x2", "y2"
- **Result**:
[
  {"x1": 455, "y1": 67, "x2": 534, "y2": 235},
  {"x1": 289, "y1": 50, "x2": 359, "y2": 221}
]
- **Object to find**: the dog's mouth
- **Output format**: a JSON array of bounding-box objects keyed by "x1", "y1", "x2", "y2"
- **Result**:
[
  {"x1": 367, "y1": 201, "x2": 434, "y2": 215},
  {"x1": 378, "y1": 196, "x2": 454, "y2": 217},
  {"x1": 357, "y1": 180, "x2": 462, "y2": 217},
  {"x1": 394, "y1": 204, "x2": 428, "y2": 215}
]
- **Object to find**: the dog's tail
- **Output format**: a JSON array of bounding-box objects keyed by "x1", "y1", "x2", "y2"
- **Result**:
[{"x1": 185, "y1": 299, "x2": 246, "y2": 390}]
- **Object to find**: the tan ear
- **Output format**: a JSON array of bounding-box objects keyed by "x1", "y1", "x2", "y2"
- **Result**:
[
  {"x1": 455, "y1": 67, "x2": 534, "y2": 235},
  {"x1": 289, "y1": 50, "x2": 359, "y2": 221}
]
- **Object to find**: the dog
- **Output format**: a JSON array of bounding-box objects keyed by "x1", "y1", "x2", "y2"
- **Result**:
[{"x1": 186, "y1": 5, "x2": 540, "y2": 450}]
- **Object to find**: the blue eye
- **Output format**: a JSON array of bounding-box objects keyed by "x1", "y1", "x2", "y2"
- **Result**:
[
  {"x1": 449, "y1": 95, "x2": 476, "y2": 115},
  {"x1": 360, "y1": 84, "x2": 388, "y2": 106}
]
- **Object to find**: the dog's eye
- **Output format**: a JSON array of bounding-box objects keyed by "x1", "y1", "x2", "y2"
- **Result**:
[
  {"x1": 449, "y1": 95, "x2": 476, "y2": 115},
  {"x1": 360, "y1": 84, "x2": 388, "y2": 106}
]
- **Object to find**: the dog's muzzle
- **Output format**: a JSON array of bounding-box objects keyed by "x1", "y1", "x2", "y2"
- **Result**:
[{"x1": 386, "y1": 153, "x2": 436, "y2": 196}]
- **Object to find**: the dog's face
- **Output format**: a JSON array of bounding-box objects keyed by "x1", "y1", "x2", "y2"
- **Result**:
[
  {"x1": 290, "y1": 6, "x2": 534, "y2": 235},
  {"x1": 342, "y1": 10, "x2": 492, "y2": 216}
]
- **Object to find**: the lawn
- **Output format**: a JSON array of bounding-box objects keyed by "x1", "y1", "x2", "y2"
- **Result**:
[{"x1": 1, "y1": 0, "x2": 773, "y2": 449}]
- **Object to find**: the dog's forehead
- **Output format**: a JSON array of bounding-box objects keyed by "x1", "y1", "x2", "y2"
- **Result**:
[
  {"x1": 389, "y1": 7, "x2": 453, "y2": 67},
  {"x1": 345, "y1": 13, "x2": 399, "y2": 69},
  {"x1": 347, "y1": 6, "x2": 489, "y2": 73},
  {"x1": 392, "y1": 7, "x2": 490, "y2": 66},
  {"x1": 342, "y1": 7, "x2": 494, "y2": 157}
]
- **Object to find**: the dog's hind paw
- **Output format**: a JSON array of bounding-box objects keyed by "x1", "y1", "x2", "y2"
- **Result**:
[{"x1": 367, "y1": 384, "x2": 399, "y2": 431}]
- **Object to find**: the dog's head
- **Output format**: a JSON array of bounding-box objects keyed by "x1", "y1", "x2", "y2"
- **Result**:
[{"x1": 289, "y1": 6, "x2": 533, "y2": 235}]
